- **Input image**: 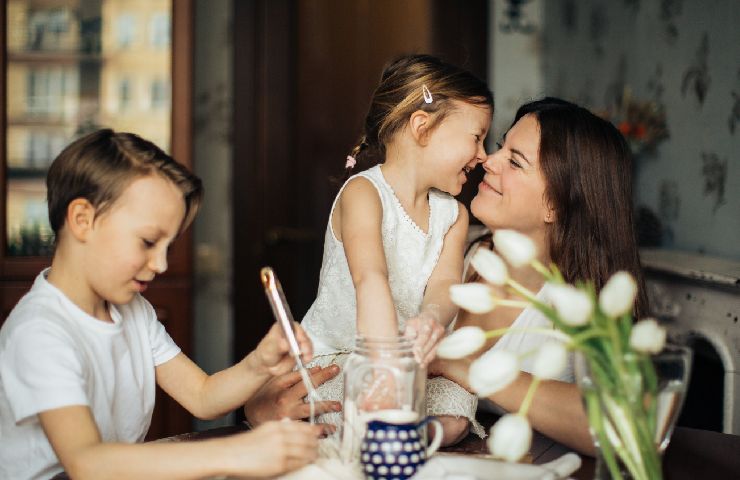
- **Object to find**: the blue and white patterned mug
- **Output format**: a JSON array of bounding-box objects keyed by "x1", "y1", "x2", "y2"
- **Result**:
[{"x1": 360, "y1": 410, "x2": 443, "y2": 480}]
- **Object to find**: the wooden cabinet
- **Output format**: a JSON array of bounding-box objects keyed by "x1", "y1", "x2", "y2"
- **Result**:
[{"x1": 0, "y1": 0, "x2": 194, "y2": 440}]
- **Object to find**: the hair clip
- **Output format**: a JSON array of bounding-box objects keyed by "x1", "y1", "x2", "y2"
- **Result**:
[
  {"x1": 422, "y1": 84, "x2": 433, "y2": 104},
  {"x1": 345, "y1": 155, "x2": 357, "y2": 169}
]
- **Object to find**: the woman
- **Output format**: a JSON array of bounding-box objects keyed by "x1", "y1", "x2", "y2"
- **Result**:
[{"x1": 431, "y1": 97, "x2": 648, "y2": 454}]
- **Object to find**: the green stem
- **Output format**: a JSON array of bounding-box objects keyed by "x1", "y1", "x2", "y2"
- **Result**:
[
  {"x1": 569, "y1": 329, "x2": 610, "y2": 346},
  {"x1": 483, "y1": 327, "x2": 569, "y2": 342},
  {"x1": 493, "y1": 298, "x2": 532, "y2": 309},
  {"x1": 530, "y1": 259, "x2": 553, "y2": 282},
  {"x1": 506, "y1": 278, "x2": 538, "y2": 303},
  {"x1": 518, "y1": 377, "x2": 540, "y2": 417}
]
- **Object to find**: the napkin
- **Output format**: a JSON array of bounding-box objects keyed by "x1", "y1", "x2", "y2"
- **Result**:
[{"x1": 412, "y1": 452, "x2": 582, "y2": 480}]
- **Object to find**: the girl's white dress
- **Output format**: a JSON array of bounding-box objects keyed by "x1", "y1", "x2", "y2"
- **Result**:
[{"x1": 301, "y1": 165, "x2": 485, "y2": 437}]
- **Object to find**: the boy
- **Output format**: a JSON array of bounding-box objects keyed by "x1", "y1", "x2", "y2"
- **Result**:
[{"x1": 0, "y1": 129, "x2": 321, "y2": 479}]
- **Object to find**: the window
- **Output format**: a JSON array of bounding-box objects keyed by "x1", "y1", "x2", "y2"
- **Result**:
[
  {"x1": 116, "y1": 14, "x2": 136, "y2": 48},
  {"x1": 150, "y1": 79, "x2": 169, "y2": 110},
  {"x1": 150, "y1": 13, "x2": 170, "y2": 48},
  {"x1": 118, "y1": 77, "x2": 132, "y2": 111}
]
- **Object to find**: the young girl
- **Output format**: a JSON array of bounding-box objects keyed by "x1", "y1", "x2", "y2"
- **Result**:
[
  {"x1": 0, "y1": 130, "x2": 321, "y2": 479},
  {"x1": 301, "y1": 54, "x2": 493, "y2": 445}
]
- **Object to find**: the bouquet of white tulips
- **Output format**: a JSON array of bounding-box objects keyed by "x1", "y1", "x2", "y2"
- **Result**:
[{"x1": 438, "y1": 230, "x2": 669, "y2": 480}]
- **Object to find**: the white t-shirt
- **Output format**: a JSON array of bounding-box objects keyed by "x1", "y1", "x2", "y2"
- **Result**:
[{"x1": 0, "y1": 269, "x2": 181, "y2": 480}]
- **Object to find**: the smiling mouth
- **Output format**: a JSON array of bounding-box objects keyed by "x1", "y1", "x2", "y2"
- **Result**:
[
  {"x1": 480, "y1": 179, "x2": 502, "y2": 195},
  {"x1": 135, "y1": 279, "x2": 152, "y2": 292}
]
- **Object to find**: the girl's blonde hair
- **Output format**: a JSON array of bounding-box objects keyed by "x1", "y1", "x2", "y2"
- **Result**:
[{"x1": 345, "y1": 54, "x2": 493, "y2": 175}]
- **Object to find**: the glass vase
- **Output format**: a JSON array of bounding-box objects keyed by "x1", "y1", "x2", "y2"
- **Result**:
[{"x1": 575, "y1": 344, "x2": 692, "y2": 480}]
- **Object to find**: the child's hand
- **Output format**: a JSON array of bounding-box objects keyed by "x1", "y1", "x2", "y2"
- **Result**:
[
  {"x1": 357, "y1": 369, "x2": 400, "y2": 411},
  {"x1": 226, "y1": 420, "x2": 322, "y2": 476},
  {"x1": 405, "y1": 305, "x2": 445, "y2": 367},
  {"x1": 252, "y1": 322, "x2": 314, "y2": 376}
]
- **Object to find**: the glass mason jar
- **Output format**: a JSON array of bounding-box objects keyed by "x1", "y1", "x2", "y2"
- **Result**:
[{"x1": 340, "y1": 335, "x2": 425, "y2": 462}]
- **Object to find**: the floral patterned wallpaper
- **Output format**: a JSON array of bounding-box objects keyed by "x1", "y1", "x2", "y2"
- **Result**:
[{"x1": 542, "y1": 0, "x2": 740, "y2": 259}]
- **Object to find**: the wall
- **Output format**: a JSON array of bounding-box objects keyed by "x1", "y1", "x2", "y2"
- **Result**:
[
  {"x1": 488, "y1": 0, "x2": 545, "y2": 143},
  {"x1": 192, "y1": 0, "x2": 234, "y2": 429},
  {"x1": 542, "y1": 0, "x2": 740, "y2": 259}
]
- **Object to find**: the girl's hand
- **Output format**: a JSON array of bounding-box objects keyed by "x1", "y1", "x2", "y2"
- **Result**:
[
  {"x1": 252, "y1": 322, "x2": 314, "y2": 376},
  {"x1": 357, "y1": 369, "x2": 401, "y2": 411},
  {"x1": 405, "y1": 306, "x2": 445, "y2": 367},
  {"x1": 225, "y1": 420, "x2": 322, "y2": 477}
]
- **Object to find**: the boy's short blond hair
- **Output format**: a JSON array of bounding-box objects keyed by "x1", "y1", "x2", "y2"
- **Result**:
[{"x1": 47, "y1": 129, "x2": 203, "y2": 237}]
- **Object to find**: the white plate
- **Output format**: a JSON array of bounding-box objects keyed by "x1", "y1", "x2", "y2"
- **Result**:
[{"x1": 412, "y1": 452, "x2": 581, "y2": 480}]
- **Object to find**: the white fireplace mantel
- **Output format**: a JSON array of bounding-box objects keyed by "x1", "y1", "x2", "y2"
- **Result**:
[{"x1": 641, "y1": 248, "x2": 740, "y2": 434}]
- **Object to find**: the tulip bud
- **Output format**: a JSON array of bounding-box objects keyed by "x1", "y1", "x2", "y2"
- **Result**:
[
  {"x1": 437, "y1": 326, "x2": 487, "y2": 359},
  {"x1": 487, "y1": 414, "x2": 532, "y2": 462},
  {"x1": 493, "y1": 230, "x2": 537, "y2": 268},
  {"x1": 471, "y1": 248, "x2": 509, "y2": 285},
  {"x1": 629, "y1": 318, "x2": 667, "y2": 354},
  {"x1": 469, "y1": 349, "x2": 520, "y2": 397},
  {"x1": 599, "y1": 271, "x2": 638, "y2": 318},
  {"x1": 532, "y1": 342, "x2": 569, "y2": 380},
  {"x1": 450, "y1": 283, "x2": 495, "y2": 314},
  {"x1": 547, "y1": 283, "x2": 593, "y2": 326}
]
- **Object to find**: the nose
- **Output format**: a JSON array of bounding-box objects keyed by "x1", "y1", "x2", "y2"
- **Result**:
[
  {"x1": 482, "y1": 151, "x2": 503, "y2": 175},
  {"x1": 475, "y1": 141, "x2": 487, "y2": 163},
  {"x1": 149, "y1": 247, "x2": 168, "y2": 274}
]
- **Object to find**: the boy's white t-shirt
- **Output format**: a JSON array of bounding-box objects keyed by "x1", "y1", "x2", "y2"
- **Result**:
[{"x1": 0, "y1": 269, "x2": 181, "y2": 480}]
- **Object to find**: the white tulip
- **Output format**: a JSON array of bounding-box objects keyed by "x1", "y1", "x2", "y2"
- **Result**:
[
  {"x1": 547, "y1": 283, "x2": 593, "y2": 326},
  {"x1": 629, "y1": 318, "x2": 667, "y2": 354},
  {"x1": 471, "y1": 248, "x2": 509, "y2": 285},
  {"x1": 487, "y1": 414, "x2": 533, "y2": 462},
  {"x1": 437, "y1": 326, "x2": 487, "y2": 359},
  {"x1": 450, "y1": 283, "x2": 495, "y2": 314},
  {"x1": 599, "y1": 271, "x2": 638, "y2": 317},
  {"x1": 493, "y1": 230, "x2": 537, "y2": 268},
  {"x1": 469, "y1": 349, "x2": 520, "y2": 397},
  {"x1": 532, "y1": 342, "x2": 569, "y2": 380}
]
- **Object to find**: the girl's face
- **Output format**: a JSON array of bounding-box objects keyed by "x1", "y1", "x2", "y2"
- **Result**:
[
  {"x1": 424, "y1": 100, "x2": 491, "y2": 196},
  {"x1": 472, "y1": 113, "x2": 551, "y2": 236},
  {"x1": 84, "y1": 174, "x2": 186, "y2": 307}
]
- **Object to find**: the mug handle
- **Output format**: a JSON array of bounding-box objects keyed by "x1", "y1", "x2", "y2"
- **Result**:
[{"x1": 423, "y1": 417, "x2": 443, "y2": 457}]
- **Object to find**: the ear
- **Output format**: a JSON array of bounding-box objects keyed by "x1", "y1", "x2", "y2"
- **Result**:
[
  {"x1": 544, "y1": 202, "x2": 556, "y2": 224},
  {"x1": 409, "y1": 110, "x2": 432, "y2": 146},
  {"x1": 65, "y1": 198, "x2": 97, "y2": 242}
]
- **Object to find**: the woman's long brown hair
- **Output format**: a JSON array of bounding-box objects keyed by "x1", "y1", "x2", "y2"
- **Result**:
[
  {"x1": 471, "y1": 98, "x2": 648, "y2": 317},
  {"x1": 519, "y1": 98, "x2": 648, "y2": 317}
]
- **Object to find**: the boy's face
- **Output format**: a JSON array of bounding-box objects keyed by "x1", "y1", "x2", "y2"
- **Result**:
[{"x1": 84, "y1": 174, "x2": 186, "y2": 306}]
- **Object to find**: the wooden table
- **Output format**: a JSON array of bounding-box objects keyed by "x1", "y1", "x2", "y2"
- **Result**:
[
  {"x1": 52, "y1": 414, "x2": 740, "y2": 479},
  {"x1": 446, "y1": 412, "x2": 740, "y2": 479}
]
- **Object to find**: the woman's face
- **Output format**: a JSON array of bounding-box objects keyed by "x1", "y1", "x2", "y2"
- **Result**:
[{"x1": 471, "y1": 113, "x2": 551, "y2": 236}]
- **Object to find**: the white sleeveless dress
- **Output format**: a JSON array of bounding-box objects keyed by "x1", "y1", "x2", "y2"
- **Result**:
[{"x1": 302, "y1": 165, "x2": 484, "y2": 436}]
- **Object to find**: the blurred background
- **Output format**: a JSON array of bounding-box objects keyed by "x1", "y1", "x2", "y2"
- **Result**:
[{"x1": 1, "y1": 0, "x2": 738, "y2": 436}]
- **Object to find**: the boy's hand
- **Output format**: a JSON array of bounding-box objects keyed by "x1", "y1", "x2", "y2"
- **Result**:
[
  {"x1": 251, "y1": 322, "x2": 314, "y2": 377},
  {"x1": 405, "y1": 306, "x2": 445, "y2": 367},
  {"x1": 226, "y1": 420, "x2": 322, "y2": 477}
]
